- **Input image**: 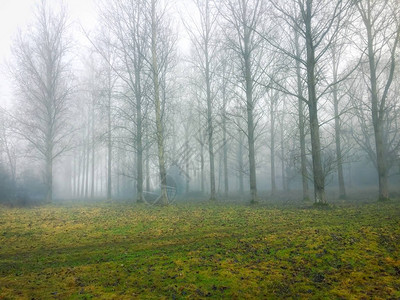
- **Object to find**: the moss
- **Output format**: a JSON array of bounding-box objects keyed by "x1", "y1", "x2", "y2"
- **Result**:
[{"x1": 0, "y1": 201, "x2": 399, "y2": 298}]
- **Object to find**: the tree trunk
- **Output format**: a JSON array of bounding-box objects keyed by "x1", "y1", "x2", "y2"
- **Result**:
[
  {"x1": 244, "y1": 35, "x2": 257, "y2": 204},
  {"x1": 238, "y1": 129, "x2": 244, "y2": 196},
  {"x1": 146, "y1": 147, "x2": 150, "y2": 192},
  {"x1": 85, "y1": 133, "x2": 90, "y2": 199},
  {"x1": 151, "y1": 0, "x2": 168, "y2": 206},
  {"x1": 91, "y1": 98, "x2": 95, "y2": 199},
  {"x1": 270, "y1": 103, "x2": 276, "y2": 195},
  {"x1": 205, "y1": 46, "x2": 216, "y2": 201},
  {"x1": 45, "y1": 155, "x2": 52, "y2": 203},
  {"x1": 365, "y1": 16, "x2": 389, "y2": 201},
  {"x1": 73, "y1": 153, "x2": 76, "y2": 198},
  {"x1": 332, "y1": 51, "x2": 346, "y2": 199},
  {"x1": 206, "y1": 76, "x2": 216, "y2": 201},
  {"x1": 80, "y1": 143, "x2": 85, "y2": 197},
  {"x1": 305, "y1": 1, "x2": 325, "y2": 204},
  {"x1": 136, "y1": 70, "x2": 144, "y2": 203},
  {"x1": 200, "y1": 142, "x2": 204, "y2": 193},
  {"x1": 107, "y1": 91, "x2": 112, "y2": 200},
  {"x1": 280, "y1": 121, "x2": 287, "y2": 191},
  {"x1": 185, "y1": 139, "x2": 190, "y2": 194},
  {"x1": 294, "y1": 29, "x2": 309, "y2": 201},
  {"x1": 222, "y1": 107, "x2": 229, "y2": 197}
]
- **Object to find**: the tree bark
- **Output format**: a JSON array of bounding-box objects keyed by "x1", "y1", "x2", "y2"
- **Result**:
[
  {"x1": 243, "y1": 25, "x2": 258, "y2": 204},
  {"x1": 270, "y1": 101, "x2": 276, "y2": 195},
  {"x1": 206, "y1": 53, "x2": 216, "y2": 201},
  {"x1": 151, "y1": 0, "x2": 168, "y2": 206},
  {"x1": 91, "y1": 96, "x2": 95, "y2": 199},
  {"x1": 294, "y1": 29, "x2": 310, "y2": 201},
  {"x1": 358, "y1": 0, "x2": 395, "y2": 201},
  {"x1": 304, "y1": 0, "x2": 326, "y2": 204},
  {"x1": 200, "y1": 142, "x2": 204, "y2": 193},
  {"x1": 238, "y1": 128, "x2": 244, "y2": 196},
  {"x1": 280, "y1": 120, "x2": 287, "y2": 191},
  {"x1": 45, "y1": 154, "x2": 52, "y2": 203},
  {"x1": 222, "y1": 94, "x2": 229, "y2": 197},
  {"x1": 332, "y1": 50, "x2": 346, "y2": 199},
  {"x1": 136, "y1": 92, "x2": 144, "y2": 203},
  {"x1": 107, "y1": 91, "x2": 112, "y2": 200}
]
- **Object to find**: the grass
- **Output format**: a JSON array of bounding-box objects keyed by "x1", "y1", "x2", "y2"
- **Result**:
[{"x1": 0, "y1": 199, "x2": 400, "y2": 299}]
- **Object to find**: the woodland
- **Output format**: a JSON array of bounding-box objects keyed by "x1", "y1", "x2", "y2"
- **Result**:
[
  {"x1": 0, "y1": 0, "x2": 400, "y2": 298},
  {"x1": 0, "y1": 0, "x2": 399, "y2": 205}
]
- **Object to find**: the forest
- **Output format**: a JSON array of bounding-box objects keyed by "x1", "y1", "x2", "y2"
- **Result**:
[
  {"x1": 0, "y1": 0, "x2": 398, "y2": 205},
  {"x1": 0, "y1": 0, "x2": 400, "y2": 298}
]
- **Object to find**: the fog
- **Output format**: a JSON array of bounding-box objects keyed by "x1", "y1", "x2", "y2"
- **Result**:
[{"x1": 0, "y1": 0, "x2": 399, "y2": 206}]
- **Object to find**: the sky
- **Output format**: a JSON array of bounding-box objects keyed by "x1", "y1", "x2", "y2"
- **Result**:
[
  {"x1": 0, "y1": 0, "x2": 194, "y2": 107},
  {"x1": 0, "y1": 0, "x2": 97, "y2": 107}
]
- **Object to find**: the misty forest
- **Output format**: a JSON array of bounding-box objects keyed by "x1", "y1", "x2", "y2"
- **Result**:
[{"x1": 1, "y1": 0, "x2": 400, "y2": 298}]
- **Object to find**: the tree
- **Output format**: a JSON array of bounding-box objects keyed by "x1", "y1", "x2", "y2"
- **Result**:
[
  {"x1": 219, "y1": 0, "x2": 267, "y2": 204},
  {"x1": 11, "y1": 0, "x2": 73, "y2": 203},
  {"x1": 91, "y1": 30, "x2": 118, "y2": 200},
  {"x1": 294, "y1": 28, "x2": 310, "y2": 201},
  {"x1": 184, "y1": 0, "x2": 219, "y2": 201},
  {"x1": 97, "y1": 0, "x2": 150, "y2": 203},
  {"x1": 330, "y1": 41, "x2": 348, "y2": 199},
  {"x1": 268, "y1": 0, "x2": 351, "y2": 204},
  {"x1": 354, "y1": 0, "x2": 400, "y2": 201},
  {"x1": 150, "y1": 0, "x2": 169, "y2": 205}
]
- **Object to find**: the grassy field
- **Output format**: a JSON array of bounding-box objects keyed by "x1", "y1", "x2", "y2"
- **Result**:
[{"x1": 0, "y1": 199, "x2": 400, "y2": 299}]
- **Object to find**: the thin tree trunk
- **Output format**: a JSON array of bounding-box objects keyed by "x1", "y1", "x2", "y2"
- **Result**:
[
  {"x1": 305, "y1": 1, "x2": 325, "y2": 204},
  {"x1": 244, "y1": 38, "x2": 257, "y2": 204},
  {"x1": 200, "y1": 142, "x2": 204, "y2": 193},
  {"x1": 280, "y1": 121, "x2": 287, "y2": 191},
  {"x1": 116, "y1": 150, "x2": 120, "y2": 198},
  {"x1": 91, "y1": 98, "x2": 95, "y2": 199},
  {"x1": 146, "y1": 147, "x2": 150, "y2": 192},
  {"x1": 185, "y1": 139, "x2": 190, "y2": 194},
  {"x1": 151, "y1": 0, "x2": 168, "y2": 206},
  {"x1": 205, "y1": 42, "x2": 216, "y2": 201},
  {"x1": 77, "y1": 151, "x2": 81, "y2": 198},
  {"x1": 45, "y1": 154, "x2": 52, "y2": 203},
  {"x1": 73, "y1": 153, "x2": 76, "y2": 198},
  {"x1": 222, "y1": 111, "x2": 228, "y2": 197},
  {"x1": 294, "y1": 29, "x2": 309, "y2": 201},
  {"x1": 270, "y1": 103, "x2": 276, "y2": 195},
  {"x1": 85, "y1": 132, "x2": 90, "y2": 199},
  {"x1": 238, "y1": 129, "x2": 244, "y2": 196},
  {"x1": 136, "y1": 125, "x2": 144, "y2": 202},
  {"x1": 80, "y1": 143, "x2": 85, "y2": 197},
  {"x1": 136, "y1": 77, "x2": 144, "y2": 203},
  {"x1": 332, "y1": 50, "x2": 346, "y2": 199},
  {"x1": 107, "y1": 91, "x2": 112, "y2": 200},
  {"x1": 364, "y1": 10, "x2": 391, "y2": 201}
]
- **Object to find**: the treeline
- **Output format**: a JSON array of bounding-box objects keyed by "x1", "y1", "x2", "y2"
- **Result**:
[{"x1": 0, "y1": 0, "x2": 399, "y2": 205}]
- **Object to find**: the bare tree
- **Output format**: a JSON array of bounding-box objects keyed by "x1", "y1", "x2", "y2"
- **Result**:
[
  {"x1": 354, "y1": 0, "x2": 400, "y2": 201},
  {"x1": 219, "y1": 0, "x2": 267, "y2": 204},
  {"x1": 97, "y1": 0, "x2": 150, "y2": 203},
  {"x1": 330, "y1": 41, "x2": 348, "y2": 199},
  {"x1": 184, "y1": 0, "x2": 219, "y2": 201},
  {"x1": 91, "y1": 30, "x2": 118, "y2": 200},
  {"x1": 150, "y1": 0, "x2": 169, "y2": 205},
  {"x1": 268, "y1": 0, "x2": 351, "y2": 204},
  {"x1": 0, "y1": 110, "x2": 17, "y2": 187},
  {"x1": 10, "y1": 0, "x2": 73, "y2": 203},
  {"x1": 294, "y1": 28, "x2": 310, "y2": 201}
]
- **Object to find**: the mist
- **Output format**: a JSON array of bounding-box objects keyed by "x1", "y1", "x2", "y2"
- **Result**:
[
  {"x1": 1, "y1": 0, "x2": 400, "y2": 298},
  {"x1": 1, "y1": 0, "x2": 399, "y2": 205}
]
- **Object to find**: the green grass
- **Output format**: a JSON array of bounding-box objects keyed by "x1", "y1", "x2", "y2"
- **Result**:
[{"x1": 0, "y1": 200, "x2": 400, "y2": 299}]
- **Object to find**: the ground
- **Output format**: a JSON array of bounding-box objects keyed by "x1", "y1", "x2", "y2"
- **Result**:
[{"x1": 0, "y1": 199, "x2": 399, "y2": 299}]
